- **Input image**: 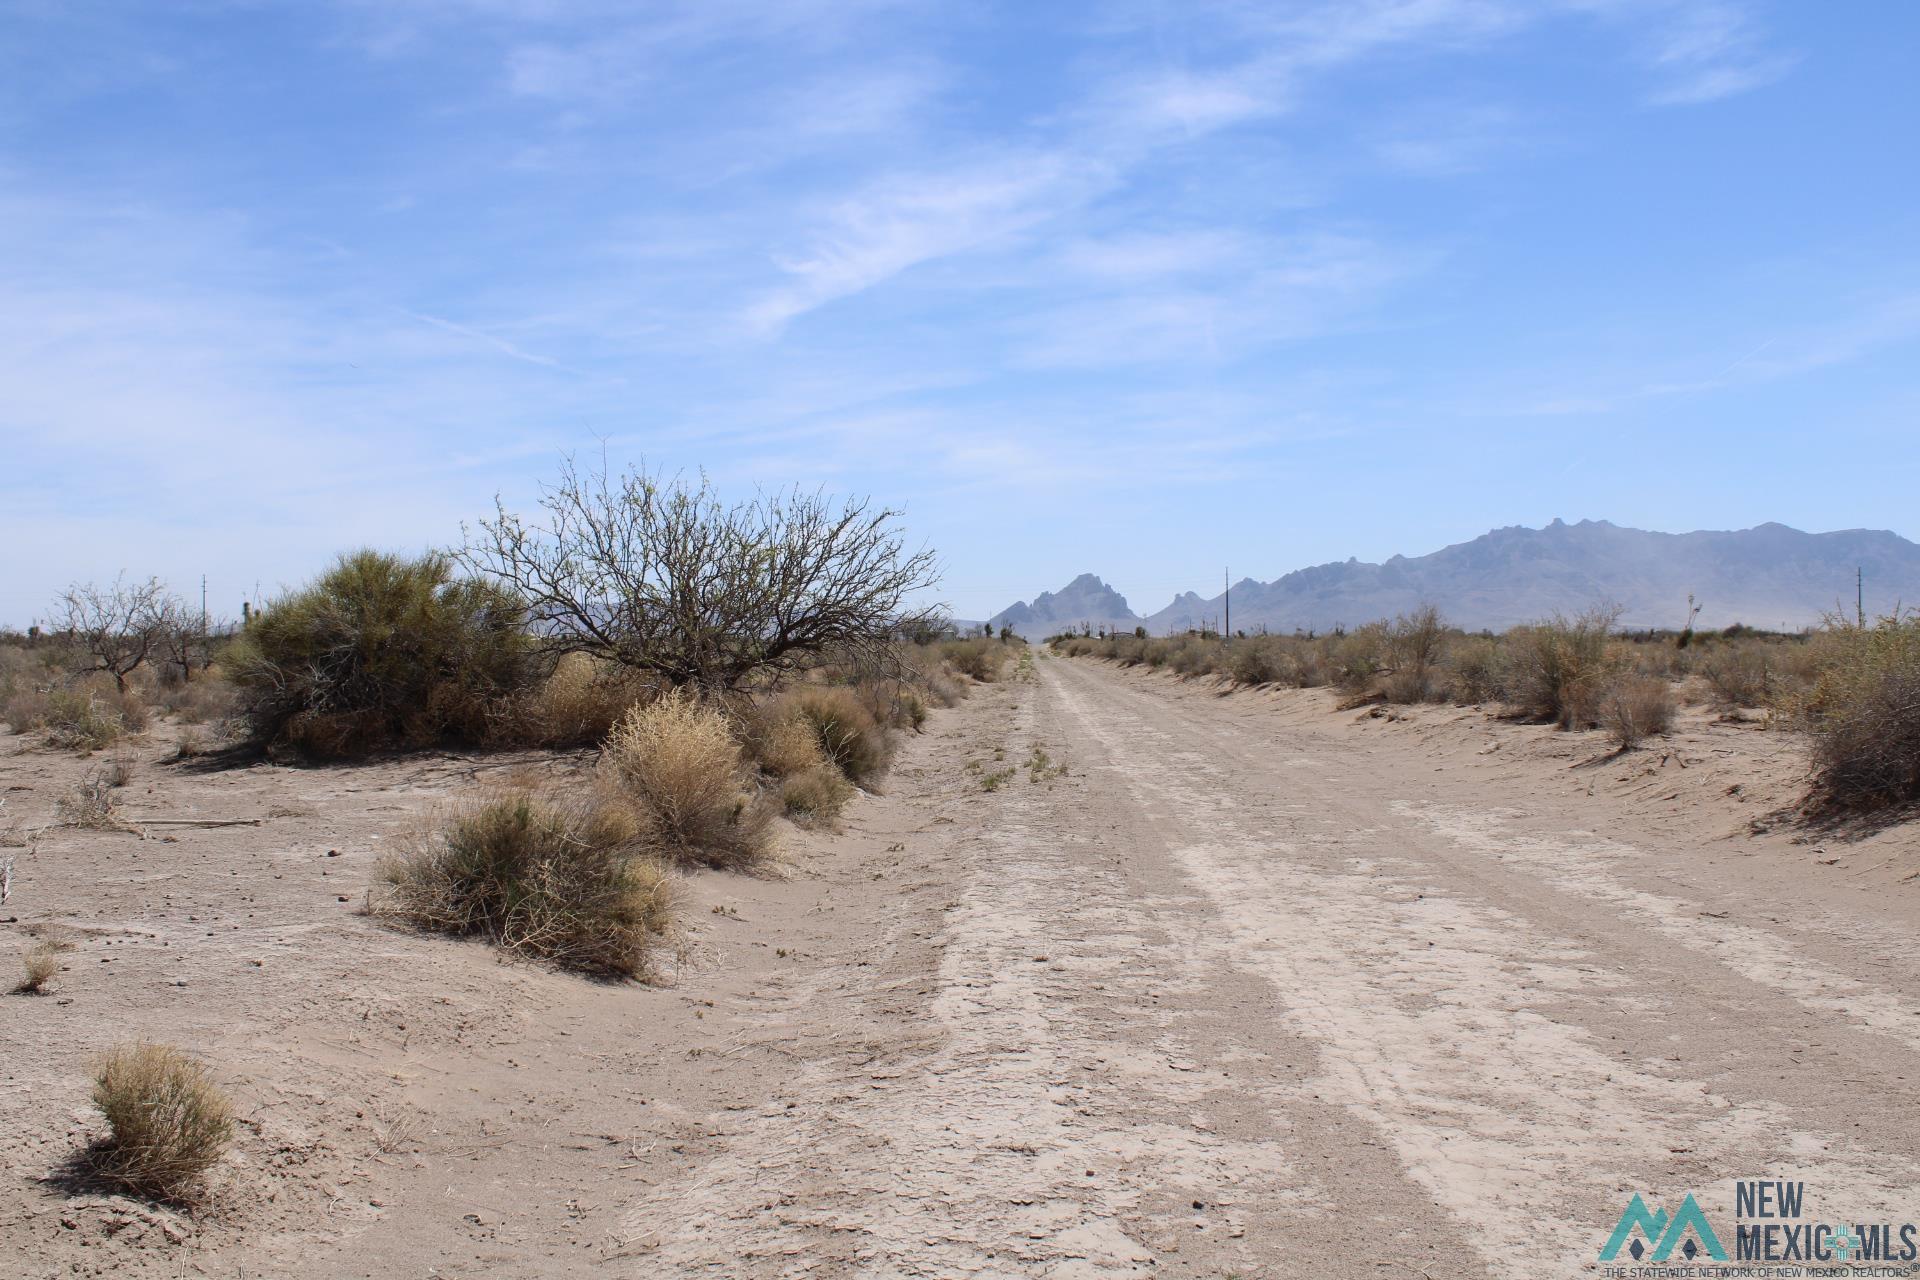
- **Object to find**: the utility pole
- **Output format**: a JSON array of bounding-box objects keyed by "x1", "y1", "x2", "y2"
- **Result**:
[
  {"x1": 200, "y1": 575, "x2": 208, "y2": 635},
  {"x1": 1858, "y1": 566, "x2": 1865, "y2": 628},
  {"x1": 1224, "y1": 567, "x2": 1230, "y2": 642}
]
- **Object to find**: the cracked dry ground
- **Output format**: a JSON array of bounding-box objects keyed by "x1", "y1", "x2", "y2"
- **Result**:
[{"x1": 7, "y1": 649, "x2": 1920, "y2": 1277}]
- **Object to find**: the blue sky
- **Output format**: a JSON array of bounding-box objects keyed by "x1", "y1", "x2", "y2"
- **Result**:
[{"x1": 2, "y1": 1, "x2": 1916, "y2": 625}]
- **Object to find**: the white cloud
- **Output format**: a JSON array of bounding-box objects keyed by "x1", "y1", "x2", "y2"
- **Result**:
[{"x1": 743, "y1": 152, "x2": 1115, "y2": 333}]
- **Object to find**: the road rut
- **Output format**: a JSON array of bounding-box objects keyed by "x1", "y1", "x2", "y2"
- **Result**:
[{"x1": 633, "y1": 653, "x2": 1920, "y2": 1277}]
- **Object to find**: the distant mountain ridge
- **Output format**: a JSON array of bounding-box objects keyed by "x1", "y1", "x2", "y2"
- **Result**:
[{"x1": 987, "y1": 520, "x2": 1920, "y2": 636}]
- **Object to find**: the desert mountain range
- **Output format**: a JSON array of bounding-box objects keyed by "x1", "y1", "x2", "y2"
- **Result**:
[{"x1": 986, "y1": 520, "x2": 1920, "y2": 636}]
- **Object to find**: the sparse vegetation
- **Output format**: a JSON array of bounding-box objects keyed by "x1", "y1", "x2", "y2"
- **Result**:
[
  {"x1": 1598, "y1": 675, "x2": 1676, "y2": 749},
  {"x1": 780, "y1": 763, "x2": 854, "y2": 824},
  {"x1": 54, "y1": 575, "x2": 174, "y2": 694},
  {"x1": 941, "y1": 637, "x2": 1009, "y2": 683},
  {"x1": 1794, "y1": 613, "x2": 1920, "y2": 811},
  {"x1": 1056, "y1": 602, "x2": 1852, "y2": 726},
  {"x1": 461, "y1": 456, "x2": 940, "y2": 691},
  {"x1": 780, "y1": 685, "x2": 892, "y2": 786},
  {"x1": 373, "y1": 792, "x2": 677, "y2": 977},
  {"x1": 56, "y1": 767, "x2": 128, "y2": 830},
  {"x1": 1027, "y1": 745, "x2": 1066, "y2": 782},
  {"x1": 600, "y1": 691, "x2": 772, "y2": 869},
  {"x1": 88, "y1": 1042, "x2": 234, "y2": 1203},
  {"x1": 16, "y1": 939, "x2": 67, "y2": 994},
  {"x1": 1502, "y1": 606, "x2": 1623, "y2": 727},
  {"x1": 514, "y1": 652, "x2": 654, "y2": 747}
]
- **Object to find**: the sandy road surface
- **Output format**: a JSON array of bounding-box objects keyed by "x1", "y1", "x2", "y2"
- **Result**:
[
  {"x1": 643, "y1": 652, "x2": 1920, "y2": 1278},
  {"x1": 7, "y1": 651, "x2": 1919, "y2": 1277}
]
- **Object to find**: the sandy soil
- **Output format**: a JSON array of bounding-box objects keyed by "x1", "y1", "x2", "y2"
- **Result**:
[{"x1": 3, "y1": 651, "x2": 1917, "y2": 1277}]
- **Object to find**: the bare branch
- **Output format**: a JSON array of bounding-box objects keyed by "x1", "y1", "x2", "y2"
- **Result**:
[{"x1": 457, "y1": 457, "x2": 941, "y2": 690}]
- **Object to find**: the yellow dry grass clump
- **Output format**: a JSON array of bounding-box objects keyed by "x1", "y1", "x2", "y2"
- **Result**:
[
  {"x1": 778, "y1": 685, "x2": 891, "y2": 786},
  {"x1": 780, "y1": 764, "x2": 855, "y2": 824},
  {"x1": 90, "y1": 1042, "x2": 234, "y2": 1202},
  {"x1": 601, "y1": 690, "x2": 772, "y2": 869},
  {"x1": 16, "y1": 939, "x2": 65, "y2": 994}
]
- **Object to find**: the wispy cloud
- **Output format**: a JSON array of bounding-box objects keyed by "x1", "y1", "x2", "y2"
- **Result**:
[
  {"x1": 404, "y1": 310, "x2": 568, "y2": 369},
  {"x1": 743, "y1": 152, "x2": 1115, "y2": 333}
]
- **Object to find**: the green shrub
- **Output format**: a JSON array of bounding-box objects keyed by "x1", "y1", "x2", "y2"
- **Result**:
[
  {"x1": 227, "y1": 550, "x2": 536, "y2": 757},
  {"x1": 373, "y1": 793, "x2": 676, "y2": 977}
]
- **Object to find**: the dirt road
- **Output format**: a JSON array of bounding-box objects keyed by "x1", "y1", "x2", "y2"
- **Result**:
[
  {"x1": 8, "y1": 650, "x2": 1920, "y2": 1277},
  {"x1": 638, "y1": 651, "x2": 1920, "y2": 1278}
]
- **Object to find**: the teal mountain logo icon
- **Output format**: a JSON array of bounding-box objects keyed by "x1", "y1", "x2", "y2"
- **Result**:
[{"x1": 1600, "y1": 1192, "x2": 1729, "y2": 1262}]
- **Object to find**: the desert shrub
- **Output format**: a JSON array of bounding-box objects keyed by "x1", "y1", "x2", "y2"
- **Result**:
[
  {"x1": 780, "y1": 685, "x2": 892, "y2": 786},
  {"x1": 53, "y1": 576, "x2": 176, "y2": 694},
  {"x1": 1446, "y1": 637, "x2": 1504, "y2": 704},
  {"x1": 1624, "y1": 637, "x2": 1691, "y2": 682},
  {"x1": 942, "y1": 638, "x2": 1006, "y2": 683},
  {"x1": 1700, "y1": 644, "x2": 1773, "y2": 708},
  {"x1": 156, "y1": 672, "x2": 240, "y2": 725},
  {"x1": 896, "y1": 643, "x2": 967, "y2": 707},
  {"x1": 601, "y1": 691, "x2": 771, "y2": 868},
  {"x1": 1383, "y1": 667, "x2": 1438, "y2": 704},
  {"x1": 1503, "y1": 606, "x2": 1622, "y2": 728},
  {"x1": 781, "y1": 764, "x2": 854, "y2": 824},
  {"x1": 1386, "y1": 605, "x2": 1448, "y2": 698},
  {"x1": 1169, "y1": 637, "x2": 1220, "y2": 677},
  {"x1": 56, "y1": 768, "x2": 126, "y2": 829},
  {"x1": 462, "y1": 457, "x2": 940, "y2": 690},
  {"x1": 227, "y1": 550, "x2": 536, "y2": 757},
  {"x1": 923, "y1": 666, "x2": 965, "y2": 706},
  {"x1": 374, "y1": 792, "x2": 675, "y2": 976},
  {"x1": 1140, "y1": 639, "x2": 1172, "y2": 669},
  {"x1": 851, "y1": 678, "x2": 928, "y2": 733},
  {"x1": 740, "y1": 702, "x2": 826, "y2": 778},
  {"x1": 1332, "y1": 625, "x2": 1388, "y2": 694},
  {"x1": 102, "y1": 753, "x2": 136, "y2": 788},
  {"x1": 2, "y1": 684, "x2": 51, "y2": 734},
  {"x1": 20, "y1": 679, "x2": 147, "y2": 751},
  {"x1": 1228, "y1": 637, "x2": 1284, "y2": 685},
  {"x1": 1598, "y1": 675, "x2": 1676, "y2": 749},
  {"x1": 513, "y1": 652, "x2": 653, "y2": 747},
  {"x1": 16, "y1": 940, "x2": 66, "y2": 994},
  {"x1": 89, "y1": 1043, "x2": 234, "y2": 1202},
  {"x1": 1289, "y1": 645, "x2": 1329, "y2": 688},
  {"x1": 1795, "y1": 615, "x2": 1920, "y2": 810}
]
